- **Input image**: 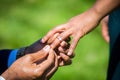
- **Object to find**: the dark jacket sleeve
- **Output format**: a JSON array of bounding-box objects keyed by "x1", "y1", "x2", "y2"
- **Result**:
[{"x1": 0, "y1": 50, "x2": 12, "y2": 75}]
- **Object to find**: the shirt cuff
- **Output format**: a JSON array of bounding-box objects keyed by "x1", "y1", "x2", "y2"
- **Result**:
[
  {"x1": 7, "y1": 49, "x2": 18, "y2": 67},
  {"x1": 0, "y1": 76, "x2": 5, "y2": 80}
]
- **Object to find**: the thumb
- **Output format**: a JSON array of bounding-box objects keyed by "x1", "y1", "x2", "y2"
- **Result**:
[{"x1": 31, "y1": 45, "x2": 51, "y2": 62}]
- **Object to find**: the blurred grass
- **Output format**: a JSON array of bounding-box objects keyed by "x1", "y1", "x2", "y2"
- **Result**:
[{"x1": 0, "y1": 0, "x2": 109, "y2": 80}]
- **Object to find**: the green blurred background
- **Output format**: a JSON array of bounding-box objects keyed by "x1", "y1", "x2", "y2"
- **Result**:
[{"x1": 0, "y1": 0, "x2": 109, "y2": 80}]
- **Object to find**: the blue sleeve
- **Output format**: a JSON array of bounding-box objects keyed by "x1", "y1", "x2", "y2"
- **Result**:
[
  {"x1": 7, "y1": 49, "x2": 18, "y2": 67},
  {"x1": 0, "y1": 49, "x2": 18, "y2": 74}
]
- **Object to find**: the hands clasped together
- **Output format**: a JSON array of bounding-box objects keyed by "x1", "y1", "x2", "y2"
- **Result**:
[
  {"x1": 1, "y1": 36, "x2": 73, "y2": 80},
  {"x1": 1, "y1": 4, "x2": 110, "y2": 80},
  {"x1": 42, "y1": 11, "x2": 109, "y2": 58},
  {"x1": 42, "y1": 10, "x2": 101, "y2": 57}
]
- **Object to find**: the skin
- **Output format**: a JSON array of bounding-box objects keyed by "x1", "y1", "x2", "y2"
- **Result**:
[
  {"x1": 47, "y1": 33, "x2": 73, "y2": 66},
  {"x1": 42, "y1": 0, "x2": 120, "y2": 57},
  {"x1": 1, "y1": 45, "x2": 57, "y2": 80},
  {"x1": 101, "y1": 16, "x2": 109, "y2": 43},
  {"x1": 25, "y1": 37, "x2": 72, "y2": 66},
  {"x1": 1, "y1": 0, "x2": 117, "y2": 79},
  {"x1": 0, "y1": 37, "x2": 72, "y2": 80}
]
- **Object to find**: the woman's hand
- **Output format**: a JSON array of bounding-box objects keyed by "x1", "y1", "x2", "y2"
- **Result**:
[
  {"x1": 101, "y1": 16, "x2": 109, "y2": 43},
  {"x1": 42, "y1": 0, "x2": 120, "y2": 57},
  {"x1": 1, "y1": 45, "x2": 58, "y2": 80},
  {"x1": 42, "y1": 10, "x2": 100, "y2": 57}
]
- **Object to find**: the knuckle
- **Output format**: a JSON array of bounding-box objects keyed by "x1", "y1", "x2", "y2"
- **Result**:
[
  {"x1": 47, "y1": 31, "x2": 53, "y2": 36},
  {"x1": 25, "y1": 54, "x2": 33, "y2": 60},
  {"x1": 33, "y1": 69, "x2": 44, "y2": 77}
]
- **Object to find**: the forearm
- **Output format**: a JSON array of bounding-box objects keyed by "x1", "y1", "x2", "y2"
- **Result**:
[
  {"x1": 92, "y1": 0, "x2": 120, "y2": 19},
  {"x1": 68, "y1": 0, "x2": 120, "y2": 34}
]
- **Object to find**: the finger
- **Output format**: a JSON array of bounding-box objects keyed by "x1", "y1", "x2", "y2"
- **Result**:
[
  {"x1": 60, "y1": 41, "x2": 68, "y2": 47},
  {"x1": 58, "y1": 47, "x2": 68, "y2": 54},
  {"x1": 42, "y1": 24, "x2": 67, "y2": 43},
  {"x1": 57, "y1": 55, "x2": 64, "y2": 66},
  {"x1": 60, "y1": 53, "x2": 72, "y2": 66},
  {"x1": 47, "y1": 33, "x2": 60, "y2": 44},
  {"x1": 45, "y1": 52, "x2": 58, "y2": 79},
  {"x1": 101, "y1": 16, "x2": 109, "y2": 43},
  {"x1": 101, "y1": 21, "x2": 109, "y2": 43},
  {"x1": 67, "y1": 35, "x2": 80, "y2": 57},
  {"x1": 31, "y1": 45, "x2": 50, "y2": 62},
  {"x1": 57, "y1": 55, "x2": 65, "y2": 66},
  {"x1": 58, "y1": 60, "x2": 65, "y2": 66},
  {"x1": 58, "y1": 53, "x2": 74, "y2": 66},
  {"x1": 58, "y1": 46, "x2": 75, "y2": 58},
  {"x1": 60, "y1": 41, "x2": 70, "y2": 51},
  {"x1": 51, "y1": 29, "x2": 72, "y2": 49},
  {"x1": 59, "y1": 38, "x2": 74, "y2": 58},
  {"x1": 59, "y1": 41, "x2": 70, "y2": 54},
  {"x1": 37, "y1": 49, "x2": 55, "y2": 74}
]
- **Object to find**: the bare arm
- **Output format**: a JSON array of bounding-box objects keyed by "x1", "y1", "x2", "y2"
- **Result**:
[
  {"x1": 93, "y1": 0, "x2": 120, "y2": 19},
  {"x1": 42, "y1": 0, "x2": 120, "y2": 56}
]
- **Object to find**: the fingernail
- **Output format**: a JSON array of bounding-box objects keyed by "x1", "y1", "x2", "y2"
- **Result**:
[
  {"x1": 43, "y1": 45, "x2": 50, "y2": 52},
  {"x1": 41, "y1": 38, "x2": 45, "y2": 43},
  {"x1": 67, "y1": 50, "x2": 72, "y2": 56}
]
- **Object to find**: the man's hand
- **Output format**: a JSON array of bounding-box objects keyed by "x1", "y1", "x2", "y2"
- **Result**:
[
  {"x1": 17, "y1": 38, "x2": 72, "y2": 67},
  {"x1": 1, "y1": 45, "x2": 58, "y2": 80}
]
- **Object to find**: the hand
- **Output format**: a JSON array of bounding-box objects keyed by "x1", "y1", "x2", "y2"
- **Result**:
[
  {"x1": 101, "y1": 16, "x2": 109, "y2": 43},
  {"x1": 46, "y1": 33, "x2": 73, "y2": 66},
  {"x1": 42, "y1": 10, "x2": 100, "y2": 57},
  {"x1": 1, "y1": 45, "x2": 58, "y2": 80},
  {"x1": 17, "y1": 38, "x2": 72, "y2": 66}
]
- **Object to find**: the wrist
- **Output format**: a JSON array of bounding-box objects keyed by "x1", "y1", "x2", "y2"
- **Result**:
[
  {"x1": 1, "y1": 71, "x2": 8, "y2": 80},
  {"x1": 87, "y1": 8, "x2": 103, "y2": 22},
  {"x1": 1, "y1": 69, "x2": 17, "y2": 80},
  {"x1": 0, "y1": 70, "x2": 15, "y2": 80}
]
